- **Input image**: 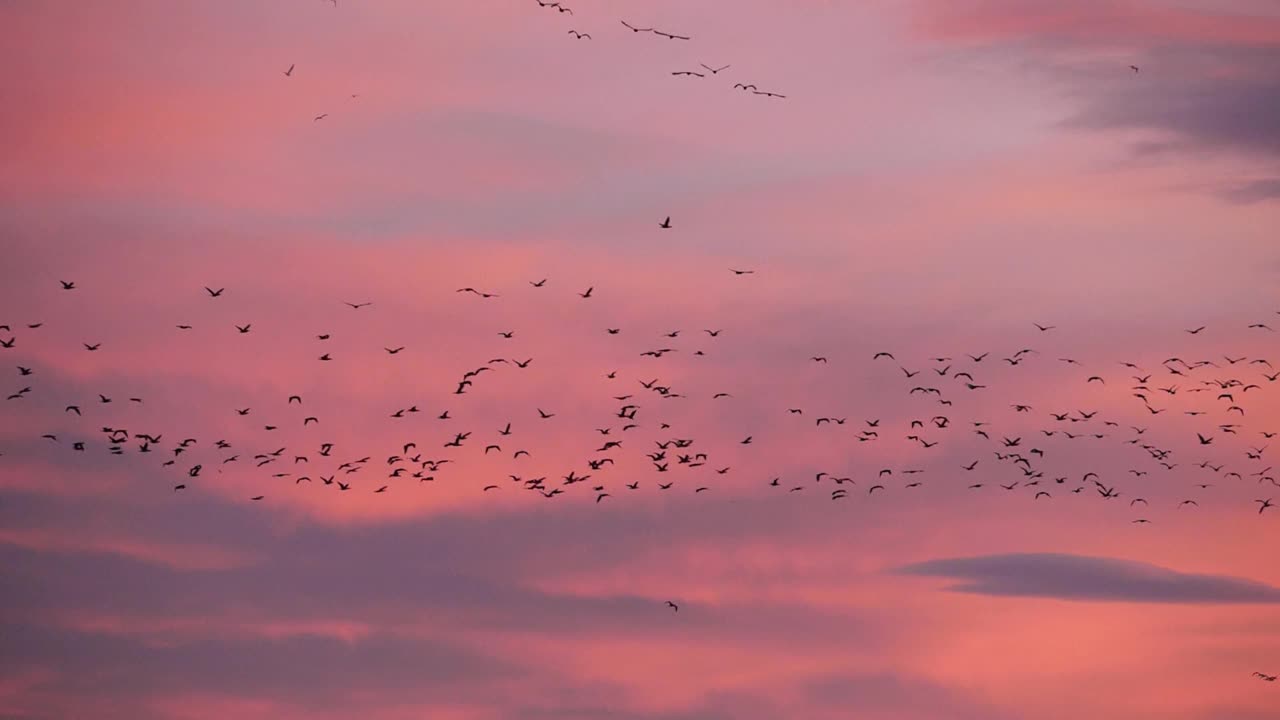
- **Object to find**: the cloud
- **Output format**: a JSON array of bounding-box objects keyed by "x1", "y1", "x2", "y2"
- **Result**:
[
  {"x1": 915, "y1": 0, "x2": 1280, "y2": 47},
  {"x1": 1217, "y1": 177, "x2": 1280, "y2": 204},
  {"x1": 0, "y1": 527, "x2": 253, "y2": 572},
  {"x1": 913, "y1": 0, "x2": 1280, "y2": 201},
  {"x1": 802, "y1": 671, "x2": 1019, "y2": 720},
  {"x1": 1062, "y1": 44, "x2": 1280, "y2": 159},
  {"x1": 0, "y1": 621, "x2": 518, "y2": 711},
  {"x1": 896, "y1": 553, "x2": 1280, "y2": 603}
]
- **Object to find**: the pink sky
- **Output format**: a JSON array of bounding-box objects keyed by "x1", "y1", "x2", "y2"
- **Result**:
[{"x1": 1, "y1": 1, "x2": 1279, "y2": 718}]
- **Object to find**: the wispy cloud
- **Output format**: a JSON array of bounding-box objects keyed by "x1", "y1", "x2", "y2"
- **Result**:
[{"x1": 897, "y1": 553, "x2": 1280, "y2": 603}]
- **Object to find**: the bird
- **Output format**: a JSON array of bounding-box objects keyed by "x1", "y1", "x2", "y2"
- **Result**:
[
  {"x1": 659, "y1": 216, "x2": 672, "y2": 229},
  {"x1": 579, "y1": 287, "x2": 594, "y2": 298},
  {"x1": 1129, "y1": 65, "x2": 1140, "y2": 73},
  {"x1": 1256, "y1": 499, "x2": 1274, "y2": 514},
  {"x1": 665, "y1": 601, "x2": 679, "y2": 612},
  {"x1": 344, "y1": 301, "x2": 372, "y2": 309},
  {"x1": 205, "y1": 287, "x2": 224, "y2": 297},
  {"x1": 568, "y1": 30, "x2": 590, "y2": 39},
  {"x1": 700, "y1": 64, "x2": 730, "y2": 74},
  {"x1": 314, "y1": 113, "x2": 328, "y2": 121},
  {"x1": 284, "y1": 64, "x2": 294, "y2": 77}
]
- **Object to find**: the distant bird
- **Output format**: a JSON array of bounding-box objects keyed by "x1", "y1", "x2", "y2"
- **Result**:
[
  {"x1": 60, "y1": 281, "x2": 76, "y2": 290},
  {"x1": 284, "y1": 64, "x2": 295, "y2": 77},
  {"x1": 314, "y1": 113, "x2": 328, "y2": 121},
  {"x1": 665, "y1": 601, "x2": 679, "y2": 612},
  {"x1": 1130, "y1": 65, "x2": 1140, "y2": 73},
  {"x1": 344, "y1": 301, "x2": 372, "y2": 309},
  {"x1": 205, "y1": 287, "x2": 224, "y2": 297},
  {"x1": 700, "y1": 63, "x2": 730, "y2": 74},
  {"x1": 568, "y1": 30, "x2": 591, "y2": 39},
  {"x1": 659, "y1": 216, "x2": 672, "y2": 229},
  {"x1": 730, "y1": 268, "x2": 754, "y2": 275}
]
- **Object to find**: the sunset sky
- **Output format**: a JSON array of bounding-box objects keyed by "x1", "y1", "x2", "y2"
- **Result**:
[{"x1": 2, "y1": 1, "x2": 1279, "y2": 718}]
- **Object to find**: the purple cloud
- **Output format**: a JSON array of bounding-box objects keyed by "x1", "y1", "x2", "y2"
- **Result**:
[{"x1": 897, "y1": 553, "x2": 1280, "y2": 603}]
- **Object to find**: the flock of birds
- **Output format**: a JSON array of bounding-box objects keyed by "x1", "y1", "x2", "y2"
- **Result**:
[
  {"x1": 6, "y1": 279, "x2": 1278, "y2": 519},
  {"x1": 5, "y1": 0, "x2": 1277, "y2": 690},
  {"x1": 299, "y1": 0, "x2": 788, "y2": 125}
]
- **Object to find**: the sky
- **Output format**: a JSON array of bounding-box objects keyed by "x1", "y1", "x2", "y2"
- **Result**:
[{"x1": 1, "y1": 1, "x2": 1279, "y2": 718}]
